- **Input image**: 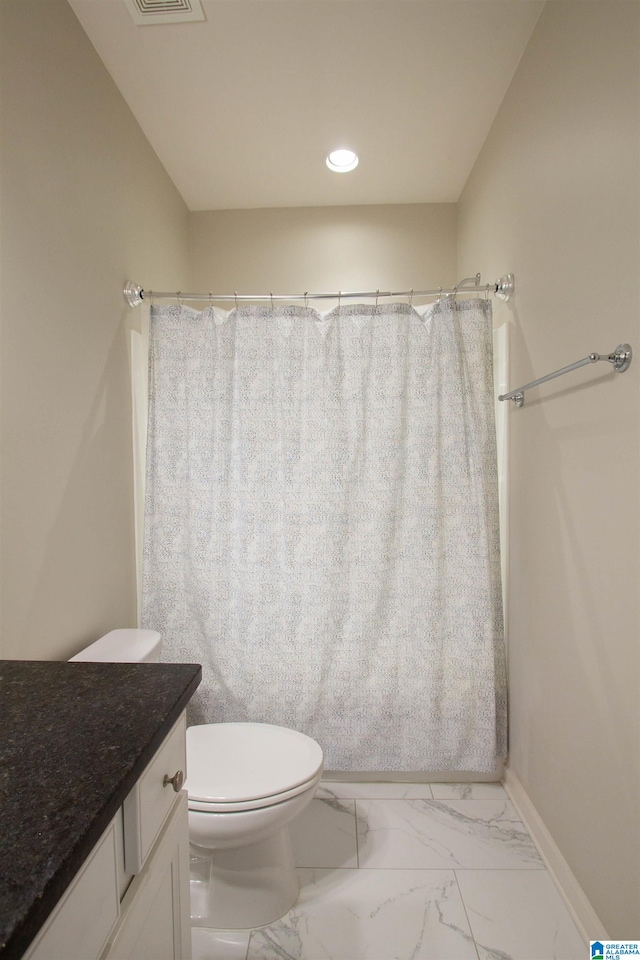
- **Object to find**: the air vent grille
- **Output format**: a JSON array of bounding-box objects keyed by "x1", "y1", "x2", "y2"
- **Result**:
[{"x1": 124, "y1": 0, "x2": 205, "y2": 26}]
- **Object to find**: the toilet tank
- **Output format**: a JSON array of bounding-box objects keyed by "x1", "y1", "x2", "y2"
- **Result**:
[{"x1": 69, "y1": 629, "x2": 162, "y2": 663}]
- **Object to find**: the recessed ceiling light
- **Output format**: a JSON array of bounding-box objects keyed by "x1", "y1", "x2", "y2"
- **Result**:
[{"x1": 326, "y1": 149, "x2": 359, "y2": 173}]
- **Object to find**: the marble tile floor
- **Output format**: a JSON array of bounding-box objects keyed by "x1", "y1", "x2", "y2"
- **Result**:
[{"x1": 190, "y1": 781, "x2": 587, "y2": 960}]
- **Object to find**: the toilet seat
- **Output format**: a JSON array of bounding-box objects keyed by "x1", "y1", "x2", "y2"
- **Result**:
[
  {"x1": 188, "y1": 770, "x2": 323, "y2": 813},
  {"x1": 186, "y1": 722, "x2": 324, "y2": 813}
]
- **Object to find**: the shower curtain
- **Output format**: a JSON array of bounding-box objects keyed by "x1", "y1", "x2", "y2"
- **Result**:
[{"x1": 142, "y1": 298, "x2": 506, "y2": 772}]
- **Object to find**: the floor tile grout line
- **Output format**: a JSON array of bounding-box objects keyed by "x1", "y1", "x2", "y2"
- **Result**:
[{"x1": 453, "y1": 868, "x2": 482, "y2": 960}]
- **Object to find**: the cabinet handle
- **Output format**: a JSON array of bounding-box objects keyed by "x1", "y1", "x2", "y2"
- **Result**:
[{"x1": 163, "y1": 770, "x2": 184, "y2": 792}]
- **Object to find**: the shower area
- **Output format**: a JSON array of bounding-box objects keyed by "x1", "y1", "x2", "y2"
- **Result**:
[{"x1": 129, "y1": 210, "x2": 511, "y2": 781}]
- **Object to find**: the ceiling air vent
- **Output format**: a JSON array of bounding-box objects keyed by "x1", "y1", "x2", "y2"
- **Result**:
[{"x1": 124, "y1": 0, "x2": 205, "y2": 26}]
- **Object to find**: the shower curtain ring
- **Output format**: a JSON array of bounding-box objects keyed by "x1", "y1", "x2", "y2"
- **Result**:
[
  {"x1": 409, "y1": 288, "x2": 414, "y2": 307},
  {"x1": 176, "y1": 291, "x2": 182, "y2": 306},
  {"x1": 209, "y1": 291, "x2": 213, "y2": 308},
  {"x1": 338, "y1": 290, "x2": 342, "y2": 308},
  {"x1": 375, "y1": 289, "x2": 379, "y2": 307},
  {"x1": 234, "y1": 291, "x2": 238, "y2": 309},
  {"x1": 304, "y1": 291, "x2": 308, "y2": 308},
  {"x1": 270, "y1": 291, "x2": 274, "y2": 309}
]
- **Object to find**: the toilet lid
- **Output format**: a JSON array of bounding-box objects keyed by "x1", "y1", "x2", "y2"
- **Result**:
[{"x1": 186, "y1": 722, "x2": 324, "y2": 804}]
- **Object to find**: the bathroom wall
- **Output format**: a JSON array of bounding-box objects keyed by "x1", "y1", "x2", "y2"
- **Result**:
[
  {"x1": 0, "y1": 0, "x2": 190, "y2": 660},
  {"x1": 457, "y1": 0, "x2": 640, "y2": 937},
  {"x1": 189, "y1": 204, "x2": 456, "y2": 298}
]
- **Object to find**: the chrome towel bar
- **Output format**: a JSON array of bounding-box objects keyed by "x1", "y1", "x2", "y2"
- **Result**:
[{"x1": 499, "y1": 344, "x2": 633, "y2": 407}]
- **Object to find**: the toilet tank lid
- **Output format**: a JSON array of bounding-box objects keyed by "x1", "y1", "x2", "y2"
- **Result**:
[
  {"x1": 69, "y1": 629, "x2": 161, "y2": 662},
  {"x1": 186, "y1": 722, "x2": 324, "y2": 803}
]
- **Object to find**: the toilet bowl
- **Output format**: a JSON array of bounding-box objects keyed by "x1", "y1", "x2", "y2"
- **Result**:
[
  {"x1": 187, "y1": 722, "x2": 324, "y2": 929},
  {"x1": 70, "y1": 629, "x2": 324, "y2": 930}
]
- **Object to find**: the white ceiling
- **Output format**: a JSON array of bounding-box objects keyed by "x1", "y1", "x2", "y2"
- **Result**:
[{"x1": 69, "y1": 0, "x2": 544, "y2": 211}]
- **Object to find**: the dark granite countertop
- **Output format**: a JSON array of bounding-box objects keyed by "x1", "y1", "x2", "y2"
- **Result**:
[{"x1": 0, "y1": 659, "x2": 201, "y2": 960}]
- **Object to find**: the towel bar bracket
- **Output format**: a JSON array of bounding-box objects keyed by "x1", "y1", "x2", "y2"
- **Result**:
[{"x1": 609, "y1": 343, "x2": 633, "y2": 373}]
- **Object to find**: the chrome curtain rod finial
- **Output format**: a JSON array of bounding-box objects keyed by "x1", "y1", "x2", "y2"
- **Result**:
[
  {"x1": 499, "y1": 342, "x2": 633, "y2": 407},
  {"x1": 494, "y1": 274, "x2": 514, "y2": 302},
  {"x1": 124, "y1": 282, "x2": 144, "y2": 308}
]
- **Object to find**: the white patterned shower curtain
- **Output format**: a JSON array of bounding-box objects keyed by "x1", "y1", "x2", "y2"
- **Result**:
[{"x1": 142, "y1": 298, "x2": 506, "y2": 772}]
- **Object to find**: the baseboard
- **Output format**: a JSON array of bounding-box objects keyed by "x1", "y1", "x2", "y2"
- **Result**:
[
  {"x1": 503, "y1": 764, "x2": 608, "y2": 943},
  {"x1": 323, "y1": 767, "x2": 503, "y2": 783}
]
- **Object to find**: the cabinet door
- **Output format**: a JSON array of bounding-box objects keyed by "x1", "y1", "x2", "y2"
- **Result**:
[
  {"x1": 24, "y1": 819, "x2": 120, "y2": 960},
  {"x1": 103, "y1": 792, "x2": 191, "y2": 960}
]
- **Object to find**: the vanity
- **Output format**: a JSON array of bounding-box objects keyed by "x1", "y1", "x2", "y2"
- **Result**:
[{"x1": 0, "y1": 659, "x2": 201, "y2": 960}]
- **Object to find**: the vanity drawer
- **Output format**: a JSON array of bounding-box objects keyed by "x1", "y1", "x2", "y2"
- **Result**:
[{"x1": 123, "y1": 713, "x2": 187, "y2": 874}]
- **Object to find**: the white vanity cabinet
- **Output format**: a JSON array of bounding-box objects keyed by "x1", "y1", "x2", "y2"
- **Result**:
[{"x1": 22, "y1": 714, "x2": 191, "y2": 960}]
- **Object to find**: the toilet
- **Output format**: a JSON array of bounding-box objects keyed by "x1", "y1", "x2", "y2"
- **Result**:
[
  {"x1": 70, "y1": 629, "x2": 324, "y2": 930},
  {"x1": 187, "y1": 721, "x2": 323, "y2": 928}
]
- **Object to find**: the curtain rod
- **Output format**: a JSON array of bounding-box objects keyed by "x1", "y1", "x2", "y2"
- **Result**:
[
  {"x1": 499, "y1": 344, "x2": 633, "y2": 408},
  {"x1": 123, "y1": 274, "x2": 514, "y2": 308}
]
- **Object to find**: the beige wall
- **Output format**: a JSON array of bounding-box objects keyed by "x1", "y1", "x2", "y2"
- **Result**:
[
  {"x1": 0, "y1": 1, "x2": 190, "y2": 660},
  {"x1": 189, "y1": 204, "x2": 456, "y2": 299},
  {"x1": 457, "y1": 1, "x2": 640, "y2": 936}
]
